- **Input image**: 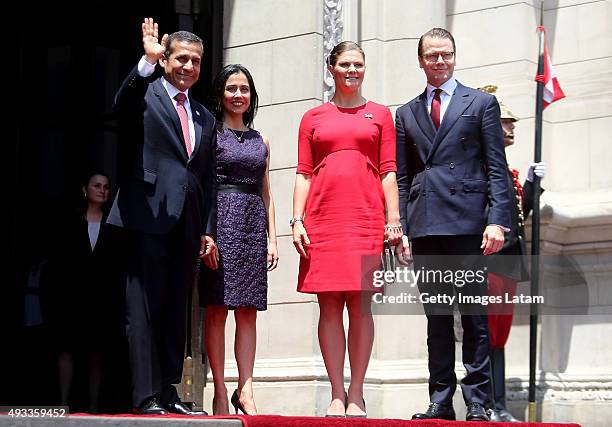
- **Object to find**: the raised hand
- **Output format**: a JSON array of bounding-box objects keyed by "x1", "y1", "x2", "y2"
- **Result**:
[{"x1": 142, "y1": 17, "x2": 168, "y2": 64}]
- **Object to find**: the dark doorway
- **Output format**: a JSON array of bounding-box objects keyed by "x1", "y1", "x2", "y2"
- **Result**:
[{"x1": 5, "y1": 0, "x2": 222, "y2": 411}]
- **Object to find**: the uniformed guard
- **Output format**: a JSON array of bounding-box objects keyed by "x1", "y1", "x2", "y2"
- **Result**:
[{"x1": 479, "y1": 85, "x2": 546, "y2": 423}]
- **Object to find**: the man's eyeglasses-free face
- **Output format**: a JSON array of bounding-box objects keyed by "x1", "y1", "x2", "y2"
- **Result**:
[{"x1": 421, "y1": 51, "x2": 455, "y2": 62}]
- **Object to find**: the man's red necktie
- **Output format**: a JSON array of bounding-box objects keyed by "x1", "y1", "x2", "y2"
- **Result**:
[
  {"x1": 174, "y1": 93, "x2": 193, "y2": 157},
  {"x1": 430, "y1": 88, "x2": 442, "y2": 130}
]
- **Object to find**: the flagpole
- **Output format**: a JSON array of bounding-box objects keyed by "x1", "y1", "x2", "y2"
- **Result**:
[{"x1": 528, "y1": 2, "x2": 545, "y2": 422}]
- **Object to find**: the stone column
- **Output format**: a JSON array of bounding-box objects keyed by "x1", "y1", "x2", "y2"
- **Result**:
[{"x1": 205, "y1": 0, "x2": 326, "y2": 415}]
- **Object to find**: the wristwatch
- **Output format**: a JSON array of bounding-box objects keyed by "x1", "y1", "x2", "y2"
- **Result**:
[{"x1": 289, "y1": 217, "x2": 303, "y2": 227}]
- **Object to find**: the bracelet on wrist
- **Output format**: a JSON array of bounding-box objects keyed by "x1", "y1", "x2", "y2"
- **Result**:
[
  {"x1": 289, "y1": 217, "x2": 304, "y2": 227},
  {"x1": 384, "y1": 223, "x2": 403, "y2": 233}
]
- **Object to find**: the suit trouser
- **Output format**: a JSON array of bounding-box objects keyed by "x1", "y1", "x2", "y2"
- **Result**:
[
  {"x1": 411, "y1": 235, "x2": 491, "y2": 406},
  {"x1": 124, "y1": 219, "x2": 198, "y2": 406}
]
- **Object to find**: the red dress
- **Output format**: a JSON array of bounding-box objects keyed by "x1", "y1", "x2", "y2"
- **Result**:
[{"x1": 296, "y1": 101, "x2": 396, "y2": 293}]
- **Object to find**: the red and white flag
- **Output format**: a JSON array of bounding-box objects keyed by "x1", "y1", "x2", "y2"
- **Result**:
[{"x1": 536, "y1": 26, "x2": 565, "y2": 109}]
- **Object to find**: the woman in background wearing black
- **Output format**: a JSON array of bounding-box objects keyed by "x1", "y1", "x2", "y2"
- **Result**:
[{"x1": 47, "y1": 172, "x2": 126, "y2": 413}]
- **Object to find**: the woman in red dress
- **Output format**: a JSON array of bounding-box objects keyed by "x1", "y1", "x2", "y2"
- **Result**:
[{"x1": 292, "y1": 41, "x2": 402, "y2": 417}]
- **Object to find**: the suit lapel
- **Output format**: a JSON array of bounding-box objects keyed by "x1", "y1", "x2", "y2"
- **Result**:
[
  {"x1": 426, "y1": 82, "x2": 474, "y2": 162},
  {"x1": 190, "y1": 101, "x2": 203, "y2": 161},
  {"x1": 152, "y1": 79, "x2": 189, "y2": 160},
  {"x1": 410, "y1": 90, "x2": 436, "y2": 143}
]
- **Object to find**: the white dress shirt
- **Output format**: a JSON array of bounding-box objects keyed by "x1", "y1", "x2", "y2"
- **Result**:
[
  {"x1": 87, "y1": 221, "x2": 101, "y2": 250},
  {"x1": 137, "y1": 56, "x2": 196, "y2": 149},
  {"x1": 426, "y1": 77, "x2": 457, "y2": 125}
]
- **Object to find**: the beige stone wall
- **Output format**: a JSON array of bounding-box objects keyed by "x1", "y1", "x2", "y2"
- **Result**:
[
  {"x1": 208, "y1": 0, "x2": 612, "y2": 423},
  {"x1": 205, "y1": 0, "x2": 323, "y2": 415}
]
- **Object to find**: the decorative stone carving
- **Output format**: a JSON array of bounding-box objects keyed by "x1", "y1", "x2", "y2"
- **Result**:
[
  {"x1": 323, "y1": 0, "x2": 343, "y2": 101},
  {"x1": 508, "y1": 376, "x2": 612, "y2": 402}
]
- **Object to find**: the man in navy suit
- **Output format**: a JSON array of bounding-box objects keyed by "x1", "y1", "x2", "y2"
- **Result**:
[
  {"x1": 395, "y1": 28, "x2": 511, "y2": 421},
  {"x1": 108, "y1": 18, "x2": 217, "y2": 415}
]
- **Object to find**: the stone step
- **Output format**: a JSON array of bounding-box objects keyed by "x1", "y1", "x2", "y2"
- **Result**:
[{"x1": 0, "y1": 415, "x2": 242, "y2": 427}]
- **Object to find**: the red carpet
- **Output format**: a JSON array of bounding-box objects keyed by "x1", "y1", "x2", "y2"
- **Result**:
[
  {"x1": 70, "y1": 413, "x2": 582, "y2": 427},
  {"x1": 232, "y1": 415, "x2": 581, "y2": 427}
]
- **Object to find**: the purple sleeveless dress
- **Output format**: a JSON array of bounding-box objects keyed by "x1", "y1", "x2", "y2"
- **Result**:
[{"x1": 199, "y1": 128, "x2": 269, "y2": 310}]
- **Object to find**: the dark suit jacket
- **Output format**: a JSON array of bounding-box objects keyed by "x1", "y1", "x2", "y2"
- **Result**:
[
  {"x1": 107, "y1": 67, "x2": 217, "y2": 241},
  {"x1": 44, "y1": 212, "x2": 124, "y2": 346},
  {"x1": 396, "y1": 81, "x2": 511, "y2": 238}
]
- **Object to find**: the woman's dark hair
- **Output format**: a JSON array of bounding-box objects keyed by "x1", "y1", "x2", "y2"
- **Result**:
[
  {"x1": 209, "y1": 64, "x2": 259, "y2": 128},
  {"x1": 82, "y1": 171, "x2": 110, "y2": 189},
  {"x1": 328, "y1": 41, "x2": 365, "y2": 66}
]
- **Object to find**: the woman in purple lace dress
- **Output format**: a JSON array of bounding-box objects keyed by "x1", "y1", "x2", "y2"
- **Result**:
[{"x1": 199, "y1": 64, "x2": 278, "y2": 415}]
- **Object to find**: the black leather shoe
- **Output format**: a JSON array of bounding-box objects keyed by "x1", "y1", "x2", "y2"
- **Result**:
[
  {"x1": 490, "y1": 408, "x2": 520, "y2": 422},
  {"x1": 412, "y1": 402, "x2": 456, "y2": 420},
  {"x1": 135, "y1": 396, "x2": 167, "y2": 415},
  {"x1": 164, "y1": 401, "x2": 208, "y2": 416},
  {"x1": 466, "y1": 402, "x2": 489, "y2": 421}
]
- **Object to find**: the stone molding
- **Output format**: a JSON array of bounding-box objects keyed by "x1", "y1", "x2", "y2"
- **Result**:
[
  {"x1": 212, "y1": 357, "x2": 612, "y2": 401},
  {"x1": 323, "y1": 0, "x2": 343, "y2": 101},
  {"x1": 213, "y1": 357, "x2": 430, "y2": 382},
  {"x1": 507, "y1": 374, "x2": 612, "y2": 402},
  {"x1": 527, "y1": 190, "x2": 612, "y2": 251}
]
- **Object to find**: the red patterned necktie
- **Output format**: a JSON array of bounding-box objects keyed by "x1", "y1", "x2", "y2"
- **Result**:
[
  {"x1": 174, "y1": 93, "x2": 193, "y2": 157},
  {"x1": 430, "y1": 88, "x2": 442, "y2": 130}
]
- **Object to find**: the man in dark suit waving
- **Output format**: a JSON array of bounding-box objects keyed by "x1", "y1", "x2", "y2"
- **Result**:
[
  {"x1": 395, "y1": 28, "x2": 511, "y2": 421},
  {"x1": 108, "y1": 18, "x2": 217, "y2": 415}
]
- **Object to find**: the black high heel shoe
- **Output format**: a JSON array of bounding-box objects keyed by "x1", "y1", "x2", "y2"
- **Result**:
[{"x1": 231, "y1": 389, "x2": 246, "y2": 414}]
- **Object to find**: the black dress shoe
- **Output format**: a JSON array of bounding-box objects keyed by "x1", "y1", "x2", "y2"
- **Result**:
[
  {"x1": 412, "y1": 402, "x2": 456, "y2": 420},
  {"x1": 164, "y1": 401, "x2": 208, "y2": 416},
  {"x1": 466, "y1": 402, "x2": 489, "y2": 421},
  {"x1": 135, "y1": 396, "x2": 167, "y2": 415},
  {"x1": 490, "y1": 408, "x2": 521, "y2": 422}
]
